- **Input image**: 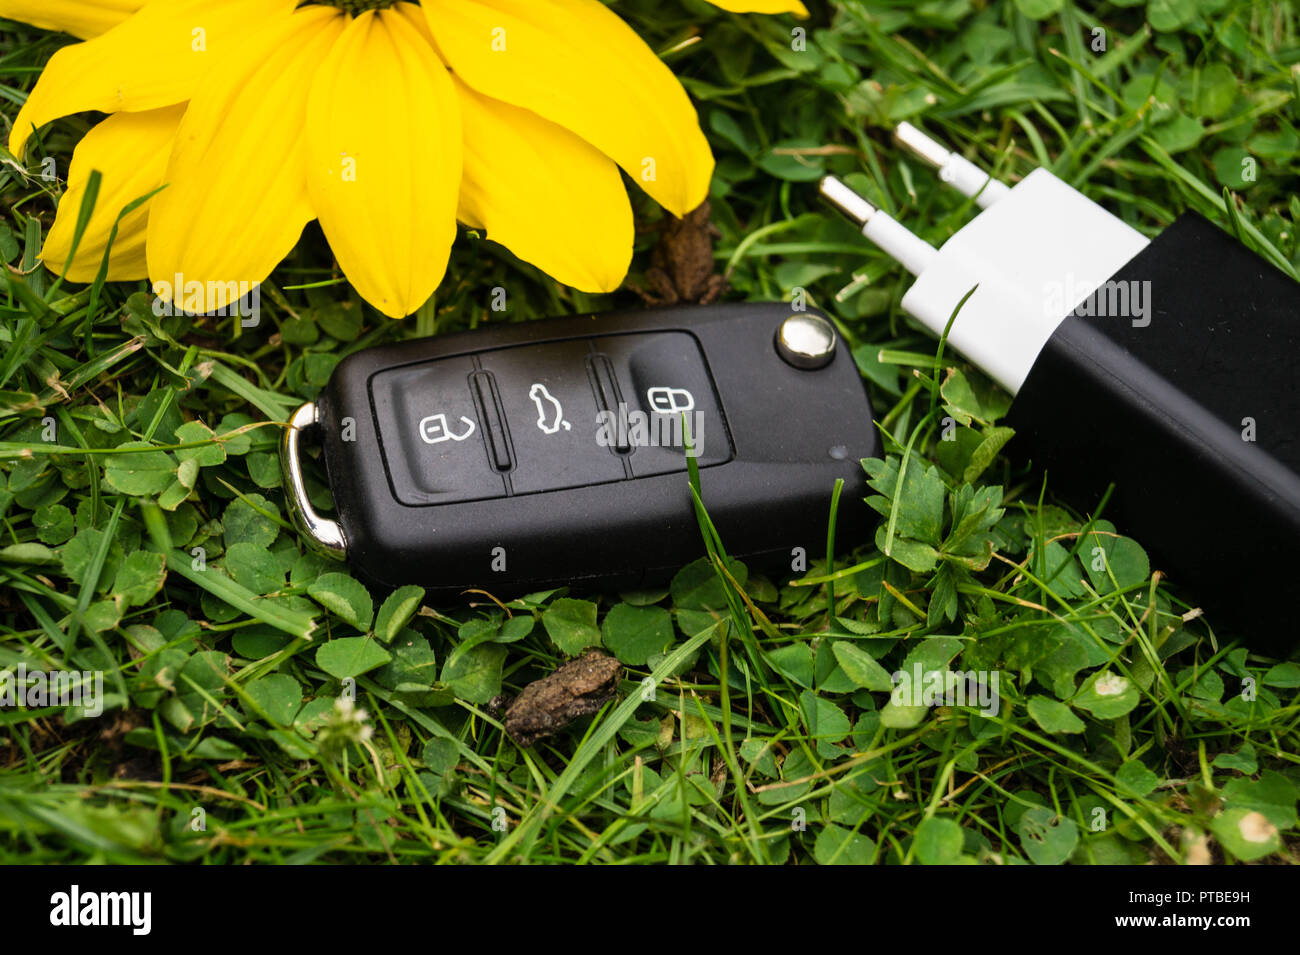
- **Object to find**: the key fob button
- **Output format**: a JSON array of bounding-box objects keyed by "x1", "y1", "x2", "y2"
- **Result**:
[
  {"x1": 776, "y1": 313, "x2": 837, "y2": 369},
  {"x1": 478, "y1": 341, "x2": 628, "y2": 494},
  {"x1": 370, "y1": 358, "x2": 508, "y2": 505},
  {"x1": 600, "y1": 332, "x2": 732, "y2": 477}
]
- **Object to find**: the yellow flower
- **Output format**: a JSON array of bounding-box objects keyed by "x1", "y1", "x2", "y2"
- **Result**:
[{"x1": 3, "y1": 0, "x2": 807, "y2": 317}]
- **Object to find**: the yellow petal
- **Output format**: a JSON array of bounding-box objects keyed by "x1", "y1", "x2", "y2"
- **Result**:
[
  {"x1": 43, "y1": 104, "x2": 184, "y2": 282},
  {"x1": 306, "y1": 8, "x2": 461, "y2": 318},
  {"x1": 147, "y1": 6, "x2": 345, "y2": 313},
  {"x1": 0, "y1": 0, "x2": 144, "y2": 39},
  {"x1": 421, "y1": 0, "x2": 713, "y2": 217},
  {"x1": 9, "y1": 0, "x2": 298, "y2": 158},
  {"x1": 707, "y1": 0, "x2": 809, "y2": 15},
  {"x1": 397, "y1": 3, "x2": 630, "y2": 291},
  {"x1": 454, "y1": 78, "x2": 632, "y2": 293}
]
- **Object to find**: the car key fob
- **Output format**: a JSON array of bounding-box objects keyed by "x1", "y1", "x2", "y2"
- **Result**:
[{"x1": 280, "y1": 302, "x2": 878, "y2": 593}]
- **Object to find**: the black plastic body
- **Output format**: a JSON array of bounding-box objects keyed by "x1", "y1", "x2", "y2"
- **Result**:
[
  {"x1": 316, "y1": 303, "x2": 878, "y2": 593},
  {"x1": 1010, "y1": 213, "x2": 1300, "y2": 652}
]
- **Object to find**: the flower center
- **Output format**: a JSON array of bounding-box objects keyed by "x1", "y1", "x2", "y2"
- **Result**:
[{"x1": 307, "y1": 0, "x2": 402, "y2": 13}]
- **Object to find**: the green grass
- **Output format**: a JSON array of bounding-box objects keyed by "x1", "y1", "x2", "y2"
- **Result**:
[{"x1": 0, "y1": 0, "x2": 1298, "y2": 864}]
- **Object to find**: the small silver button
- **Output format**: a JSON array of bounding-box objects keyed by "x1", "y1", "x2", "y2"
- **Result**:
[{"x1": 776, "y1": 313, "x2": 837, "y2": 369}]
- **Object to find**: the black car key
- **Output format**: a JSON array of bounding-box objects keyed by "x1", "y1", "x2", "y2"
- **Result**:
[{"x1": 280, "y1": 303, "x2": 878, "y2": 593}]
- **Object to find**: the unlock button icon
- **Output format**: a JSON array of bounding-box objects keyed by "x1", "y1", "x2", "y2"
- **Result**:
[{"x1": 419, "y1": 412, "x2": 477, "y2": 444}]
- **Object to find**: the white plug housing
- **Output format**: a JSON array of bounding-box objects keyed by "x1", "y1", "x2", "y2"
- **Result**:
[{"x1": 900, "y1": 168, "x2": 1150, "y2": 394}]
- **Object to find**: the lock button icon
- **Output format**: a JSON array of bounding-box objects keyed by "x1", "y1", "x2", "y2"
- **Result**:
[{"x1": 646, "y1": 386, "x2": 695, "y2": 415}]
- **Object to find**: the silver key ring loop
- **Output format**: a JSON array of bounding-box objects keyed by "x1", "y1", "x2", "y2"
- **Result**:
[{"x1": 280, "y1": 402, "x2": 347, "y2": 558}]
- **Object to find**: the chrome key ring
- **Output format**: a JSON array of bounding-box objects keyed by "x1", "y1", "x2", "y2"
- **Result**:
[{"x1": 280, "y1": 402, "x2": 347, "y2": 558}]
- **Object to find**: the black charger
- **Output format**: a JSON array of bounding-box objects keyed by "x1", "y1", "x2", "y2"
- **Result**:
[{"x1": 822, "y1": 124, "x2": 1300, "y2": 654}]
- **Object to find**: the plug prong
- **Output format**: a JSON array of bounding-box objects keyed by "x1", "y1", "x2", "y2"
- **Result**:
[
  {"x1": 893, "y1": 122, "x2": 1010, "y2": 208},
  {"x1": 894, "y1": 122, "x2": 952, "y2": 169},
  {"x1": 818, "y1": 175, "x2": 937, "y2": 276},
  {"x1": 818, "y1": 174, "x2": 878, "y2": 228}
]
